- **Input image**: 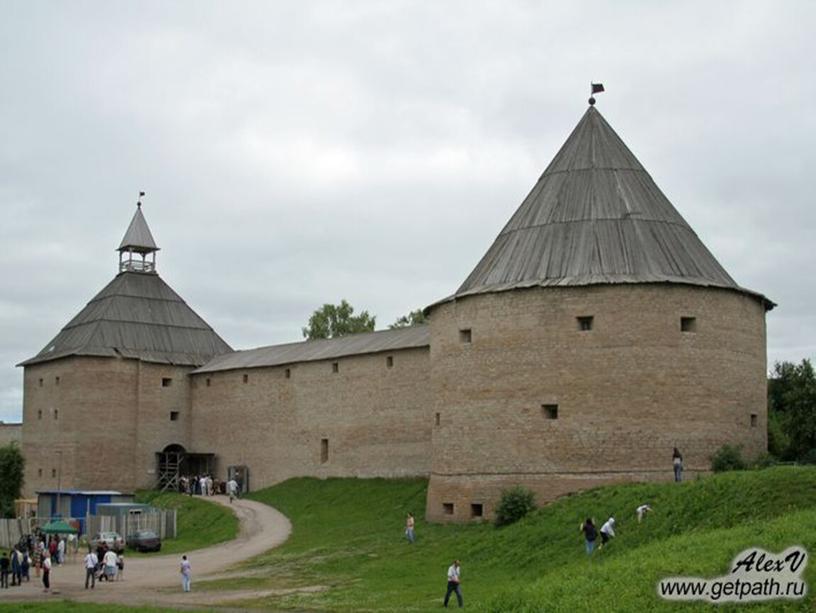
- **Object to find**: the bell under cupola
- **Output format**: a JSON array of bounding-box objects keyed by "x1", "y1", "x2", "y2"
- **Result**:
[{"x1": 118, "y1": 194, "x2": 159, "y2": 273}]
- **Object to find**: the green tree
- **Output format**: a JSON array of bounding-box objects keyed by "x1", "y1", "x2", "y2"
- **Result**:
[
  {"x1": 302, "y1": 300, "x2": 376, "y2": 340},
  {"x1": 389, "y1": 309, "x2": 428, "y2": 329},
  {"x1": 767, "y1": 359, "x2": 816, "y2": 461},
  {"x1": 0, "y1": 442, "x2": 24, "y2": 518}
]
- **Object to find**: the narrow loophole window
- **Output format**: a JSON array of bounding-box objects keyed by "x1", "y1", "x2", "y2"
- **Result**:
[
  {"x1": 543, "y1": 404, "x2": 558, "y2": 419},
  {"x1": 170, "y1": 411, "x2": 179, "y2": 421},
  {"x1": 55, "y1": 376, "x2": 60, "y2": 385},
  {"x1": 443, "y1": 503, "x2": 454, "y2": 515},
  {"x1": 243, "y1": 373, "x2": 249, "y2": 384},
  {"x1": 285, "y1": 368, "x2": 291, "y2": 379},
  {"x1": 38, "y1": 378, "x2": 43, "y2": 387},
  {"x1": 470, "y1": 503, "x2": 484, "y2": 518},
  {"x1": 320, "y1": 438, "x2": 329, "y2": 463},
  {"x1": 386, "y1": 355, "x2": 394, "y2": 368},
  {"x1": 577, "y1": 316, "x2": 593, "y2": 331},
  {"x1": 162, "y1": 377, "x2": 173, "y2": 387},
  {"x1": 435, "y1": 412, "x2": 441, "y2": 426},
  {"x1": 51, "y1": 468, "x2": 56, "y2": 478},
  {"x1": 206, "y1": 378, "x2": 211, "y2": 387},
  {"x1": 459, "y1": 329, "x2": 472, "y2": 343},
  {"x1": 751, "y1": 413, "x2": 758, "y2": 427},
  {"x1": 37, "y1": 410, "x2": 42, "y2": 420},
  {"x1": 681, "y1": 317, "x2": 697, "y2": 333},
  {"x1": 38, "y1": 468, "x2": 43, "y2": 477},
  {"x1": 53, "y1": 409, "x2": 58, "y2": 420},
  {"x1": 332, "y1": 362, "x2": 339, "y2": 373}
]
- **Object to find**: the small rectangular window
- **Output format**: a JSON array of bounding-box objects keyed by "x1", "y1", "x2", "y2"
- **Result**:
[
  {"x1": 681, "y1": 317, "x2": 697, "y2": 332},
  {"x1": 321, "y1": 438, "x2": 329, "y2": 463},
  {"x1": 285, "y1": 368, "x2": 291, "y2": 379},
  {"x1": 206, "y1": 378, "x2": 211, "y2": 387},
  {"x1": 37, "y1": 410, "x2": 42, "y2": 420},
  {"x1": 161, "y1": 377, "x2": 173, "y2": 387},
  {"x1": 386, "y1": 355, "x2": 394, "y2": 368},
  {"x1": 243, "y1": 373, "x2": 249, "y2": 384},
  {"x1": 332, "y1": 362, "x2": 339, "y2": 373},
  {"x1": 751, "y1": 413, "x2": 758, "y2": 427},
  {"x1": 470, "y1": 503, "x2": 484, "y2": 518},
  {"x1": 443, "y1": 502, "x2": 454, "y2": 515},
  {"x1": 54, "y1": 409, "x2": 58, "y2": 420},
  {"x1": 577, "y1": 316, "x2": 593, "y2": 331},
  {"x1": 55, "y1": 376, "x2": 60, "y2": 385},
  {"x1": 459, "y1": 329, "x2": 472, "y2": 343},
  {"x1": 170, "y1": 411, "x2": 179, "y2": 421},
  {"x1": 38, "y1": 378, "x2": 43, "y2": 387},
  {"x1": 543, "y1": 404, "x2": 558, "y2": 419},
  {"x1": 51, "y1": 468, "x2": 56, "y2": 478},
  {"x1": 37, "y1": 468, "x2": 43, "y2": 477},
  {"x1": 435, "y1": 412, "x2": 441, "y2": 426}
]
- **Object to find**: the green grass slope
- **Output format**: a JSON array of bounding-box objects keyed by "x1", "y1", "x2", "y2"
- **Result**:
[
  {"x1": 213, "y1": 467, "x2": 815, "y2": 612},
  {"x1": 132, "y1": 490, "x2": 239, "y2": 555}
]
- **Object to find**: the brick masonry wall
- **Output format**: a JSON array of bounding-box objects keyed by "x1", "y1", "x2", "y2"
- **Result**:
[
  {"x1": 425, "y1": 284, "x2": 768, "y2": 522},
  {"x1": 190, "y1": 346, "x2": 432, "y2": 489},
  {"x1": 0, "y1": 424, "x2": 21, "y2": 447},
  {"x1": 21, "y1": 357, "x2": 194, "y2": 496}
]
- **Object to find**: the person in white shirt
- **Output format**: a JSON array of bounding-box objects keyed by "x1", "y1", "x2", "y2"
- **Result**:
[
  {"x1": 199, "y1": 476, "x2": 207, "y2": 497},
  {"x1": 41, "y1": 552, "x2": 51, "y2": 593},
  {"x1": 636, "y1": 504, "x2": 653, "y2": 523},
  {"x1": 84, "y1": 550, "x2": 98, "y2": 589},
  {"x1": 57, "y1": 538, "x2": 65, "y2": 565},
  {"x1": 599, "y1": 517, "x2": 616, "y2": 548},
  {"x1": 103, "y1": 549, "x2": 118, "y2": 581},
  {"x1": 180, "y1": 555, "x2": 192, "y2": 592},
  {"x1": 443, "y1": 559, "x2": 463, "y2": 608},
  {"x1": 227, "y1": 478, "x2": 239, "y2": 503}
]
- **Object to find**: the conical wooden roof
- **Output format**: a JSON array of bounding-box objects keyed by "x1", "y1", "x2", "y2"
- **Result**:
[
  {"x1": 118, "y1": 205, "x2": 158, "y2": 253},
  {"x1": 19, "y1": 271, "x2": 232, "y2": 367},
  {"x1": 440, "y1": 106, "x2": 771, "y2": 307}
]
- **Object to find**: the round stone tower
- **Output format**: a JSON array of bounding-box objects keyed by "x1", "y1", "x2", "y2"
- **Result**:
[{"x1": 425, "y1": 105, "x2": 773, "y2": 522}]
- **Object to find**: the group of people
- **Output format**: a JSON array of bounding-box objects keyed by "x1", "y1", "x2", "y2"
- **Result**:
[
  {"x1": 1, "y1": 533, "x2": 65, "y2": 593},
  {"x1": 83, "y1": 541, "x2": 124, "y2": 589},
  {"x1": 179, "y1": 474, "x2": 241, "y2": 503},
  {"x1": 0, "y1": 546, "x2": 30, "y2": 588}
]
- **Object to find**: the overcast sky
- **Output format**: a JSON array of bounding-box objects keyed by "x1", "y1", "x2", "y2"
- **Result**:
[{"x1": 1, "y1": 1, "x2": 814, "y2": 422}]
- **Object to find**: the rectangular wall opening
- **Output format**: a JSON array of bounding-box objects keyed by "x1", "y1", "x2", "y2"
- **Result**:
[
  {"x1": 435, "y1": 412, "x2": 441, "y2": 426},
  {"x1": 161, "y1": 377, "x2": 173, "y2": 387},
  {"x1": 170, "y1": 411, "x2": 179, "y2": 421},
  {"x1": 285, "y1": 368, "x2": 291, "y2": 379},
  {"x1": 443, "y1": 502, "x2": 454, "y2": 515},
  {"x1": 681, "y1": 317, "x2": 697, "y2": 332},
  {"x1": 53, "y1": 409, "x2": 58, "y2": 420},
  {"x1": 332, "y1": 362, "x2": 339, "y2": 373},
  {"x1": 243, "y1": 373, "x2": 249, "y2": 384},
  {"x1": 37, "y1": 410, "x2": 42, "y2": 420},
  {"x1": 751, "y1": 413, "x2": 758, "y2": 427},
  {"x1": 542, "y1": 404, "x2": 559, "y2": 419},
  {"x1": 55, "y1": 376, "x2": 60, "y2": 385},
  {"x1": 321, "y1": 438, "x2": 329, "y2": 463},
  {"x1": 38, "y1": 378, "x2": 43, "y2": 387},
  {"x1": 459, "y1": 328, "x2": 472, "y2": 343},
  {"x1": 470, "y1": 503, "x2": 484, "y2": 518},
  {"x1": 577, "y1": 316, "x2": 594, "y2": 331},
  {"x1": 206, "y1": 378, "x2": 211, "y2": 387},
  {"x1": 386, "y1": 355, "x2": 394, "y2": 368}
]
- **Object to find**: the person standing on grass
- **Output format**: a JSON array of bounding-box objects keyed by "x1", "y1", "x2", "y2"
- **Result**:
[
  {"x1": 580, "y1": 518, "x2": 597, "y2": 556},
  {"x1": 41, "y1": 551, "x2": 51, "y2": 593},
  {"x1": 180, "y1": 555, "x2": 192, "y2": 592},
  {"x1": 405, "y1": 512, "x2": 416, "y2": 543},
  {"x1": 84, "y1": 549, "x2": 98, "y2": 589},
  {"x1": 443, "y1": 559, "x2": 463, "y2": 608},
  {"x1": 673, "y1": 447, "x2": 683, "y2": 482},
  {"x1": 1, "y1": 551, "x2": 9, "y2": 588},
  {"x1": 599, "y1": 517, "x2": 616, "y2": 549}
]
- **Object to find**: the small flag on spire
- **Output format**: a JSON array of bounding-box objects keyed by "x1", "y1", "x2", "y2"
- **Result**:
[{"x1": 591, "y1": 82, "x2": 605, "y2": 94}]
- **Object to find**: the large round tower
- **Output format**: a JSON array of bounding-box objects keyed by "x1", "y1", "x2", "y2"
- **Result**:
[{"x1": 425, "y1": 105, "x2": 773, "y2": 522}]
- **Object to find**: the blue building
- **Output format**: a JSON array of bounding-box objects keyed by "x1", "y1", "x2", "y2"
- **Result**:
[{"x1": 36, "y1": 490, "x2": 135, "y2": 533}]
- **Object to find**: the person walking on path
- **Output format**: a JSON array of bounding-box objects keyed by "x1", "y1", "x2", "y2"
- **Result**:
[
  {"x1": 21, "y1": 550, "x2": 30, "y2": 582},
  {"x1": 580, "y1": 518, "x2": 597, "y2": 556},
  {"x1": 41, "y1": 552, "x2": 52, "y2": 593},
  {"x1": 443, "y1": 559, "x2": 463, "y2": 608},
  {"x1": 405, "y1": 512, "x2": 416, "y2": 544},
  {"x1": 84, "y1": 550, "x2": 98, "y2": 589},
  {"x1": 599, "y1": 517, "x2": 616, "y2": 549},
  {"x1": 0, "y1": 551, "x2": 9, "y2": 588},
  {"x1": 673, "y1": 448, "x2": 684, "y2": 482},
  {"x1": 117, "y1": 553, "x2": 124, "y2": 581},
  {"x1": 103, "y1": 548, "x2": 118, "y2": 582},
  {"x1": 180, "y1": 555, "x2": 192, "y2": 592},
  {"x1": 10, "y1": 547, "x2": 20, "y2": 586},
  {"x1": 227, "y1": 478, "x2": 239, "y2": 503}
]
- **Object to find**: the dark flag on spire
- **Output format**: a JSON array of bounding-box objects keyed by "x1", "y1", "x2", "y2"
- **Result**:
[{"x1": 591, "y1": 82, "x2": 605, "y2": 94}]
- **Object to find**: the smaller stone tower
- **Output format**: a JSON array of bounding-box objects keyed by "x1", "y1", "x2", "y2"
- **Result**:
[{"x1": 19, "y1": 202, "x2": 231, "y2": 496}]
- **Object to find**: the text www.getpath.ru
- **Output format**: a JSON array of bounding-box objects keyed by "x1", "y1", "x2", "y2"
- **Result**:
[
  {"x1": 658, "y1": 546, "x2": 808, "y2": 604},
  {"x1": 659, "y1": 576, "x2": 806, "y2": 602}
]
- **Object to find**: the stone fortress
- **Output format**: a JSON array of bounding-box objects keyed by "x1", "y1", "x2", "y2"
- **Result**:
[{"x1": 18, "y1": 104, "x2": 773, "y2": 522}]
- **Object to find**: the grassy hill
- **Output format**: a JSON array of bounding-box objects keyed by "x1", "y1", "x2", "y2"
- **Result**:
[{"x1": 205, "y1": 467, "x2": 816, "y2": 611}]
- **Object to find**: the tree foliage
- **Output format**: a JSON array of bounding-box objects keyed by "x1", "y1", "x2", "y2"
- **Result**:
[
  {"x1": 389, "y1": 309, "x2": 428, "y2": 329},
  {"x1": 0, "y1": 442, "x2": 24, "y2": 518},
  {"x1": 302, "y1": 300, "x2": 376, "y2": 340},
  {"x1": 494, "y1": 485, "x2": 536, "y2": 527},
  {"x1": 710, "y1": 444, "x2": 747, "y2": 472},
  {"x1": 767, "y1": 359, "x2": 816, "y2": 461}
]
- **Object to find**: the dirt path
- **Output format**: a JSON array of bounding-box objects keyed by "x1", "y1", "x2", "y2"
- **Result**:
[{"x1": 0, "y1": 494, "x2": 294, "y2": 610}]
